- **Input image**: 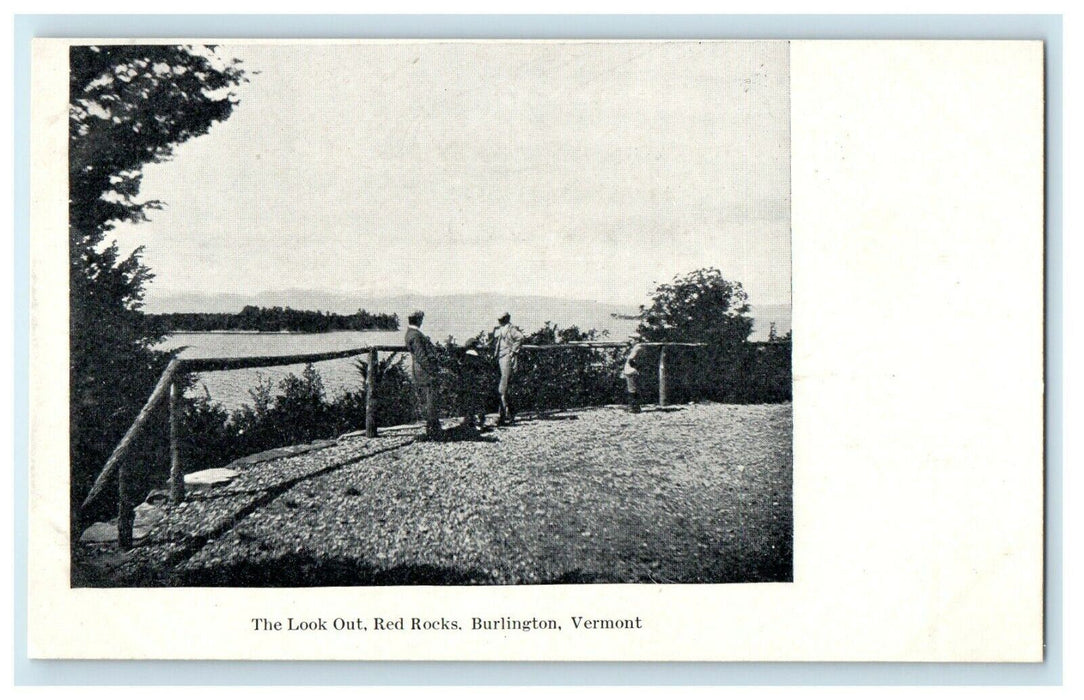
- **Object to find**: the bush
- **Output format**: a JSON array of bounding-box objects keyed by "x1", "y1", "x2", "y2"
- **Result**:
[
  {"x1": 355, "y1": 353, "x2": 416, "y2": 429},
  {"x1": 71, "y1": 348, "x2": 173, "y2": 526},
  {"x1": 736, "y1": 337, "x2": 792, "y2": 403},
  {"x1": 171, "y1": 357, "x2": 417, "y2": 477},
  {"x1": 178, "y1": 364, "x2": 367, "y2": 472},
  {"x1": 419, "y1": 324, "x2": 629, "y2": 417},
  {"x1": 511, "y1": 324, "x2": 626, "y2": 412}
]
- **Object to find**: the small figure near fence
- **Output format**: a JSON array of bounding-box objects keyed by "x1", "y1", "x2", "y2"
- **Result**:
[
  {"x1": 622, "y1": 342, "x2": 646, "y2": 414},
  {"x1": 404, "y1": 310, "x2": 443, "y2": 441},
  {"x1": 493, "y1": 312, "x2": 525, "y2": 426},
  {"x1": 459, "y1": 339, "x2": 489, "y2": 430}
]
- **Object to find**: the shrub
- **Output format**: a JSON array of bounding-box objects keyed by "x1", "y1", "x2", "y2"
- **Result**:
[
  {"x1": 180, "y1": 364, "x2": 361, "y2": 472},
  {"x1": 72, "y1": 349, "x2": 174, "y2": 526},
  {"x1": 738, "y1": 334, "x2": 792, "y2": 403},
  {"x1": 511, "y1": 324, "x2": 626, "y2": 412},
  {"x1": 354, "y1": 353, "x2": 416, "y2": 429}
]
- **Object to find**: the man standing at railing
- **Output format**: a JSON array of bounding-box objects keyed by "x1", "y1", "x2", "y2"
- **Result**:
[
  {"x1": 493, "y1": 312, "x2": 524, "y2": 426},
  {"x1": 622, "y1": 342, "x2": 646, "y2": 414},
  {"x1": 405, "y1": 310, "x2": 443, "y2": 440}
]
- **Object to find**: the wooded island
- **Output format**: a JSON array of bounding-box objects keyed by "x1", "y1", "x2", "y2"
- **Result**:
[{"x1": 146, "y1": 305, "x2": 399, "y2": 333}]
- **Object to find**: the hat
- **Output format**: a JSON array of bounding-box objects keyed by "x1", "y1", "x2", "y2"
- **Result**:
[{"x1": 498, "y1": 312, "x2": 511, "y2": 324}]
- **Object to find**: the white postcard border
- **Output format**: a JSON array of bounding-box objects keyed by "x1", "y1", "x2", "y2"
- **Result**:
[{"x1": 27, "y1": 38, "x2": 1044, "y2": 662}]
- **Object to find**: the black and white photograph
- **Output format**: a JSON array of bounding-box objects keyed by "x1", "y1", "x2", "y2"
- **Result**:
[
  {"x1": 67, "y1": 41, "x2": 793, "y2": 588},
  {"x1": 28, "y1": 33, "x2": 1045, "y2": 664}
]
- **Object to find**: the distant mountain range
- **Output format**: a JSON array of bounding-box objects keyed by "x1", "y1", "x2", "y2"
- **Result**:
[{"x1": 144, "y1": 290, "x2": 791, "y2": 341}]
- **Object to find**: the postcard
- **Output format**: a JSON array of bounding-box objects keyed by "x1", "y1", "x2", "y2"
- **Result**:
[{"x1": 28, "y1": 39, "x2": 1043, "y2": 661}]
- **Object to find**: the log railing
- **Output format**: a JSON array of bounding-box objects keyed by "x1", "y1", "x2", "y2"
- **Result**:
[
  {"x1": 80, "y1": 345, "x2": 403, "y2": 548},
  {"x1": 82, "y1": 340, "x2": 703, "y2": 548},
  {"x1": 520, "y1": 341, "x2": 705, "y2": 409}
]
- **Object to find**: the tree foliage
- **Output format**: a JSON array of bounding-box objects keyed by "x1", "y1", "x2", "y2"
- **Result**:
[
  {"x1": 146, "y1": 306, "x2": 399, "y2": 333},
  {"x1": 69, "y1": 45, "x2": 247, "y2": 522},
  {"x1": 69, "y1": 45, "x2": 247, "y2": 239},
  {"x1": 636, "y1": 268, "x2": 762, "y2": 402},
  {"x1": 636, "y1": 267, "x2": 753, "y2": 345}
]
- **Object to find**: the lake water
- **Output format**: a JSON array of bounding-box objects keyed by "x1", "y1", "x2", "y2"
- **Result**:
[
  {"x1": 159, "y1": 311, "x2": 786, "y2": 411},
  {"x1": 160, "y1": 330, "x2": 405, "y2": 411}
]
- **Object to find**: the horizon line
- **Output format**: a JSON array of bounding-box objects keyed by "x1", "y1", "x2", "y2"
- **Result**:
[{"x1": 142, "y1": 288, "x2": 793, "y2": 308}]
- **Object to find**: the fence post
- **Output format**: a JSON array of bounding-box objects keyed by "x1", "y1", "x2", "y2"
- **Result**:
[
  {"x1": 658, "y1": 345, "x2": 668, "y2": 407},
  {"x1": 80, "y1": 359, "x2": 179, "y2": 514},
  {"x1": 169, "y1": 376, "x2": 185, "y2": 504},
  {"x1": 117, "y1": 460, "x2": 134, "y2": 550},
  {"x1": 365, "y1": 347, "x2": 378, "y2": 437}
]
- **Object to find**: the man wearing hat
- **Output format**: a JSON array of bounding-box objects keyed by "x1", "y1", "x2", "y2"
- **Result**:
[
  {"x1": 492, "y1": 312, "x2": 525, "y2": 425},
  {"x1": 404, "y1": 310, "x2": 443, "y2": 440}
]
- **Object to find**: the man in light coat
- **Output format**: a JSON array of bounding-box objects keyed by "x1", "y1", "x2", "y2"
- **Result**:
[
  {"x1": 493, "y1": 312, "x2": 525, "y2": 425},
  {"x1": 404, "y1": 310, "x2": 442, "y2": 440}
]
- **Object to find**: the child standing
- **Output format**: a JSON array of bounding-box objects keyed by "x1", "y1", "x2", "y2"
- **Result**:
[
  {"x1": 622, "y1": 343, "x2": 645, "y2": 413},
  {"x1": 459, "y1": 339, "x2": 489, "y2": 429}
]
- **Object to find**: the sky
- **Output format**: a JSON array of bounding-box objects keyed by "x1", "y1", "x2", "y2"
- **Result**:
[{"x1": 111, "y1": 41, "x2": 791, "y2": 308}]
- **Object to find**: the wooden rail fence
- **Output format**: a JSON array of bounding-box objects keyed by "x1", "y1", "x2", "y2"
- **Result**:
[{"x1": 80, "y1": 340, "x2": 703, "y2": 549}]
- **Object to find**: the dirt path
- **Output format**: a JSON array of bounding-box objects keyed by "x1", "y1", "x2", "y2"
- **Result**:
[{"x1": 76, "y1": 403, "x2": 792, "y2": 586}]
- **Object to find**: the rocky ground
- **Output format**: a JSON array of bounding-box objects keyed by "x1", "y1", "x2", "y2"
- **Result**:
[{"x1": 73, "y1": 403, "x2": 792, "y2": 587}]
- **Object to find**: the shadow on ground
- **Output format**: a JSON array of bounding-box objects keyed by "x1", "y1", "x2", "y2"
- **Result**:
[
  {"x1": 427, "y1": 424, "x2": 500, "y2": 443},
  {"x1": 523, "y1": 413, "x2": 580, "y2": 422},
  {"x1": 174, "y1": 559, "x2": 784, "y2": 587},
  {"x1": 175, "y1": 554, "x2": 496, "y2": 586}
]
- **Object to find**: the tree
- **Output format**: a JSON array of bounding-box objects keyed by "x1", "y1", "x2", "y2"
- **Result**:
[
  {"x1": 69, "y1": 45, "x2": 247, "y2": 522},
  {"x1": 69, "y1": 45, "x2": 247, "y2": 239},
  {"x1": 636, "y1": 267, "x2": 753, "y2": 344},
  {"x1": 636, "y1": 268, "x2": 755, "y2": 402}
]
